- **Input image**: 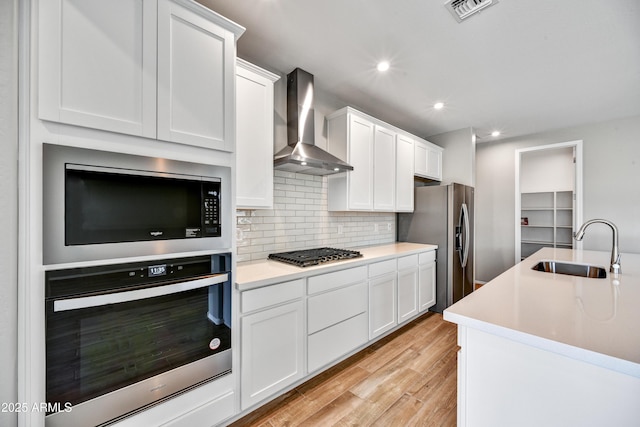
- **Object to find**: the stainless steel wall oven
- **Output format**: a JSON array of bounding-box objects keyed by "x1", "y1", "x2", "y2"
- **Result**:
[{"x1": 45, "y1": 253, "x2": 232, "y2": 427}]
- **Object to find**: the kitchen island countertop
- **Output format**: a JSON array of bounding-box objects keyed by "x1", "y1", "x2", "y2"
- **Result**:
[
  {"x1": 444, "y1": 247, "x2": 640, "y2": 377},
  {"x1": 236, "y1": 242, "x2": 437, "y2": 291}
]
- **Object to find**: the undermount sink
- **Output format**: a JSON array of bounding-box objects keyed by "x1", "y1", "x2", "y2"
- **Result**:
[{"x1": 531, "y1": 260, "x2": 607, "y2": 279}]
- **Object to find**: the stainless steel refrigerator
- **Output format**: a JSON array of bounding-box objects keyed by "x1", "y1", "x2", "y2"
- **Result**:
[{"x1": 397, "y1": 183, "x2": 474, "y2": 313}]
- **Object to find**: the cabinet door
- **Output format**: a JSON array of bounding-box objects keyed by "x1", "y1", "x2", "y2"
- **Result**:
[
  {"x1": 418, "y1": 260, "x2": 436, "y2": 312},
  {"x1": 240, "y1": 300, "x2": 304, "y2": 410},
  {"x1": 396, "y1": 134, "x2": 414, "y2": 212},
  {"x1": 236, "y1": 61, "x2": 278, "y2": 209},
  {"x1": 39, "y1": 0, "x2": 157, "y2": 137},
  {"x1": 426, "y1": 147, "x2": 443, "y2": 181},
  {"x1": 373, "y1": 125, "x2": 396, "y2": 211},
  {"x1": 398, "y1": 267, "x2": 419, "y2": 323},
  {"x1": 347, "y1": 115, "x2": 375, "y2": 210},
  {"x1": 157, "y1": 0, "x2": 235, "y2": 151},
  {"x1": 369, "y1": 273, "x2": 397, "y2": 339},
  {"x1": 414, "y1": 140, "x2": 429, "y2": 177},
  {"x1": 415, "y1": 139, "x2": 443, "y2": 181}
]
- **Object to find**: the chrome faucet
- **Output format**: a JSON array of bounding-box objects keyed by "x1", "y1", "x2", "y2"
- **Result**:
[{"x1": 574, "y1": 219, "x2": 621, "y2": 274}]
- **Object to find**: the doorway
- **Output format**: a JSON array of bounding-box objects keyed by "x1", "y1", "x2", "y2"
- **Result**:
[{"x1": 515, "y1": 141, "x2": 583, "y2": 263}]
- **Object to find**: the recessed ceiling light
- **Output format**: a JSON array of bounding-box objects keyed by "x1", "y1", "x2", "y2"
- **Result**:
[
  {"x1": 434, "y1": 102, "x2": 444, "y2": 110},
  {"x1": 376, "y1": 61, "x2": 390, "y2": 72},
  {"x1": 491, "y1": 131, "x2": 501, "y2": 137}
]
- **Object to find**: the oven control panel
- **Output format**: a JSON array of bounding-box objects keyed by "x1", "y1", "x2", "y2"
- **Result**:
[{"x1": 202, "y1": 182, "x2": 221, "y2": 237}]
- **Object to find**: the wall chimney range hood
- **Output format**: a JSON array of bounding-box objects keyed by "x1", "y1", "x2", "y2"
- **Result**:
[{"x1": 274, "y1": 68, "x2": 353, "y2": 176}]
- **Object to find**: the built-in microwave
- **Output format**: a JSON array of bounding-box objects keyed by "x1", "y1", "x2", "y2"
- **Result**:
[{"x1": 43, "y1": 143, "x2": 232, "y2": 264}]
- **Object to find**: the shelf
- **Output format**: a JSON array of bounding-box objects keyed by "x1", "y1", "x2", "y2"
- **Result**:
[{"x1": 519, "y1": 190, "x2": 574, "y2": 256}]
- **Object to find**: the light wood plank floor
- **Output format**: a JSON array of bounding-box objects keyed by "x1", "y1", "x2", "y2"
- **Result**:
[{"x1": 230, "y1": 312, "x2": 458, "y2": 426}]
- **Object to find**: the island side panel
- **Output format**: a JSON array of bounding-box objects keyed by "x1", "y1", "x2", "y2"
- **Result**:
[{"x1": 457, "y1": 326, "x2": 640, "y2": 427}]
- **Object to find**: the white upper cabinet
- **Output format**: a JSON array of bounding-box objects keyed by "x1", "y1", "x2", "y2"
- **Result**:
[
  {"x1": 347, "y1": 115, "x2": 375, "y2": 210},
  {"x1": 395, "y1": 134, "x2": 415, "y2": 212},
  {"x1": 235, "y1": 59, "x2": 279, "y2": 209},
  {"x1": 414, "y1": 138, "x2": 443, "y2": 181},
  {"x1": 157, "y1": 0, "x2": 238, "y2": 150},
  {"x1": 38, "y1": 0, "x2": 158, "y2": 138},
  {"x1": 327, "y1": 107, "x2": 423, "y2": 212},
  {"x1": 327, "y1": 111, "x2": 375, "y2": 211},
  {"x1": 373, "y1": 125, "x2": 396, "y2": 211},
  {"x1": 38, "y1": 0, "x2": 243, "y2": 151}
]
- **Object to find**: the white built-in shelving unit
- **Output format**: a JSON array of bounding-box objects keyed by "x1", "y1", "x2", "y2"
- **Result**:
[
  {"x1": 520, "y1": 190, "x2": 574, "y2": 259},
  {"x1": 515, "y1": 141, "x2": 582, "y2": 263}
]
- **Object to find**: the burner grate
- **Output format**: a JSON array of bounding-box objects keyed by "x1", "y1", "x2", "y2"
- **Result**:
[{"x1": 268, "y1": 247, "x2": 362, "y2": 267}]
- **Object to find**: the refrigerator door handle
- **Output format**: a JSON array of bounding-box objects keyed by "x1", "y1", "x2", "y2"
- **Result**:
[{"x1": 460, "y1": 203, "x2": 470, "y2": 268}]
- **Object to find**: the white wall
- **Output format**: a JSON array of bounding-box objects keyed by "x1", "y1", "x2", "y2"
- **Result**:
[
  {"x1": 476, "y1": 115, "x2": 640, "y2": 282},
  {"x1": 0, "y1": 0, "x2": 18, "y2": 426},
  {"x1": 428, "y1": 127, "x2": 476, "y2": 187},
  {"x1": 520, "y1": 147, "x2": 574, "y2": 193}
]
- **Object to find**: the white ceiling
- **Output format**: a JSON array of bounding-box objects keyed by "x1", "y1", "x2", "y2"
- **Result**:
[{"x1": 198, "y1": 0, "x2": 640, "y2": 141}]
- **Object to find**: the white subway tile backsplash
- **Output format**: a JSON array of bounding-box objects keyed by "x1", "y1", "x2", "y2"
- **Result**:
[{"x1": 236, "y1": 170, "x2": 396, "y2": 261}]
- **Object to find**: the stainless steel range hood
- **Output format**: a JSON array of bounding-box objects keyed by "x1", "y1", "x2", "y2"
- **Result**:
[{"x1": 274, "y1": 68, "x2": 353, "y2": 176}]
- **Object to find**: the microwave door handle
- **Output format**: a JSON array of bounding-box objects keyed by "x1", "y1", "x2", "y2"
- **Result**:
[{"x1": 53, "y1": 273, "x2": 229, "y2": 312}]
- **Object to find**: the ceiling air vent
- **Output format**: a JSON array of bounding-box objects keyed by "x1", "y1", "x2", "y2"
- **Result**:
[{"x1": 445, "y1": 0, "x2": 498, "y2": 22}]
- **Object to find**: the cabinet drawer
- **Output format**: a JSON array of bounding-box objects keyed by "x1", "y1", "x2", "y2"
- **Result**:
[
  {"x1": 369, "y1": 259, "x2": 397, "y2": 277},
  {"x1": 241, "y1": 279, "x2": 304, "y2": 313},
  {"x1": 163, "y1": 390, "x2": 235, "y2": 427},
  {"x1": 419, "y1": 250, "x2": 436, "y2": 264},
  {"x1": 398, "y1": 254, "x2": 419, "y2": 270},
  {"x1": 308, "y1": 266, "x2": 367, "y2": 295},
  {"x1": 308, "y1": 312, "x2": 368, "y2": 373},
  {"x1": 308, "y1": 282, "x2": 367, "y2": 334}
]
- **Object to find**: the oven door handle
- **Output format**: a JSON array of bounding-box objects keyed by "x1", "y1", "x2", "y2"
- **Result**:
[{"x1": 53, "y1": 273, "x2": 229, "y2": 312}]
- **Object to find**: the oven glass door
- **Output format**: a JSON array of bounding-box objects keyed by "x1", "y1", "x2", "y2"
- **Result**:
[{"x1": 46, "y1": 277, "x2": 231, "y2": 409}]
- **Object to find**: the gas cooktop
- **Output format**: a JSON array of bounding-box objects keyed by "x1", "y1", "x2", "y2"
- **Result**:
[{"x1": 268, "y1": 247, "x2": 363, "y2": 267}]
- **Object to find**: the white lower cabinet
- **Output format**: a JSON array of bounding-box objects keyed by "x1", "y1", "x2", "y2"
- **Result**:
[
  {"x1": 240, "y1": 280, "x2": 304, "y2": 410},
  {"x1": 308, "y1": 313, "x2": 368, "y2": 373},
  {"x1": 307, "y1": 267, "x2": 368, "y2": 372},
  {"x1": 160, "y1": 389, "x2": 234, "y2": 427},
  {"x1": 368, "y1": 259, "x2": 398, "y2": 339},
  {"x1": 237, "y1": 248, "x2": 437, "y2": 416},
  {"x1": 418, "y1": 251, "x2": 437, "y2": 311},
  {"x1": 397, "y1": 255, "x2": 419, "y2": 323}
]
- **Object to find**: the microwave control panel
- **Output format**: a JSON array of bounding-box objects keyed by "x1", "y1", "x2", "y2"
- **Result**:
[{"x1": 202, "y1": 182, "x2": 221, "y2": 237}]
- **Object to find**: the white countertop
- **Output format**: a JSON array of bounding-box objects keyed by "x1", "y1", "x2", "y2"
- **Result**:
[
  {"x1": 444, "y1": 247, "x2": 640, "y2": 377},
  {"x1": 236, "y1": 242, "x2": 437, "y2": 291}
]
